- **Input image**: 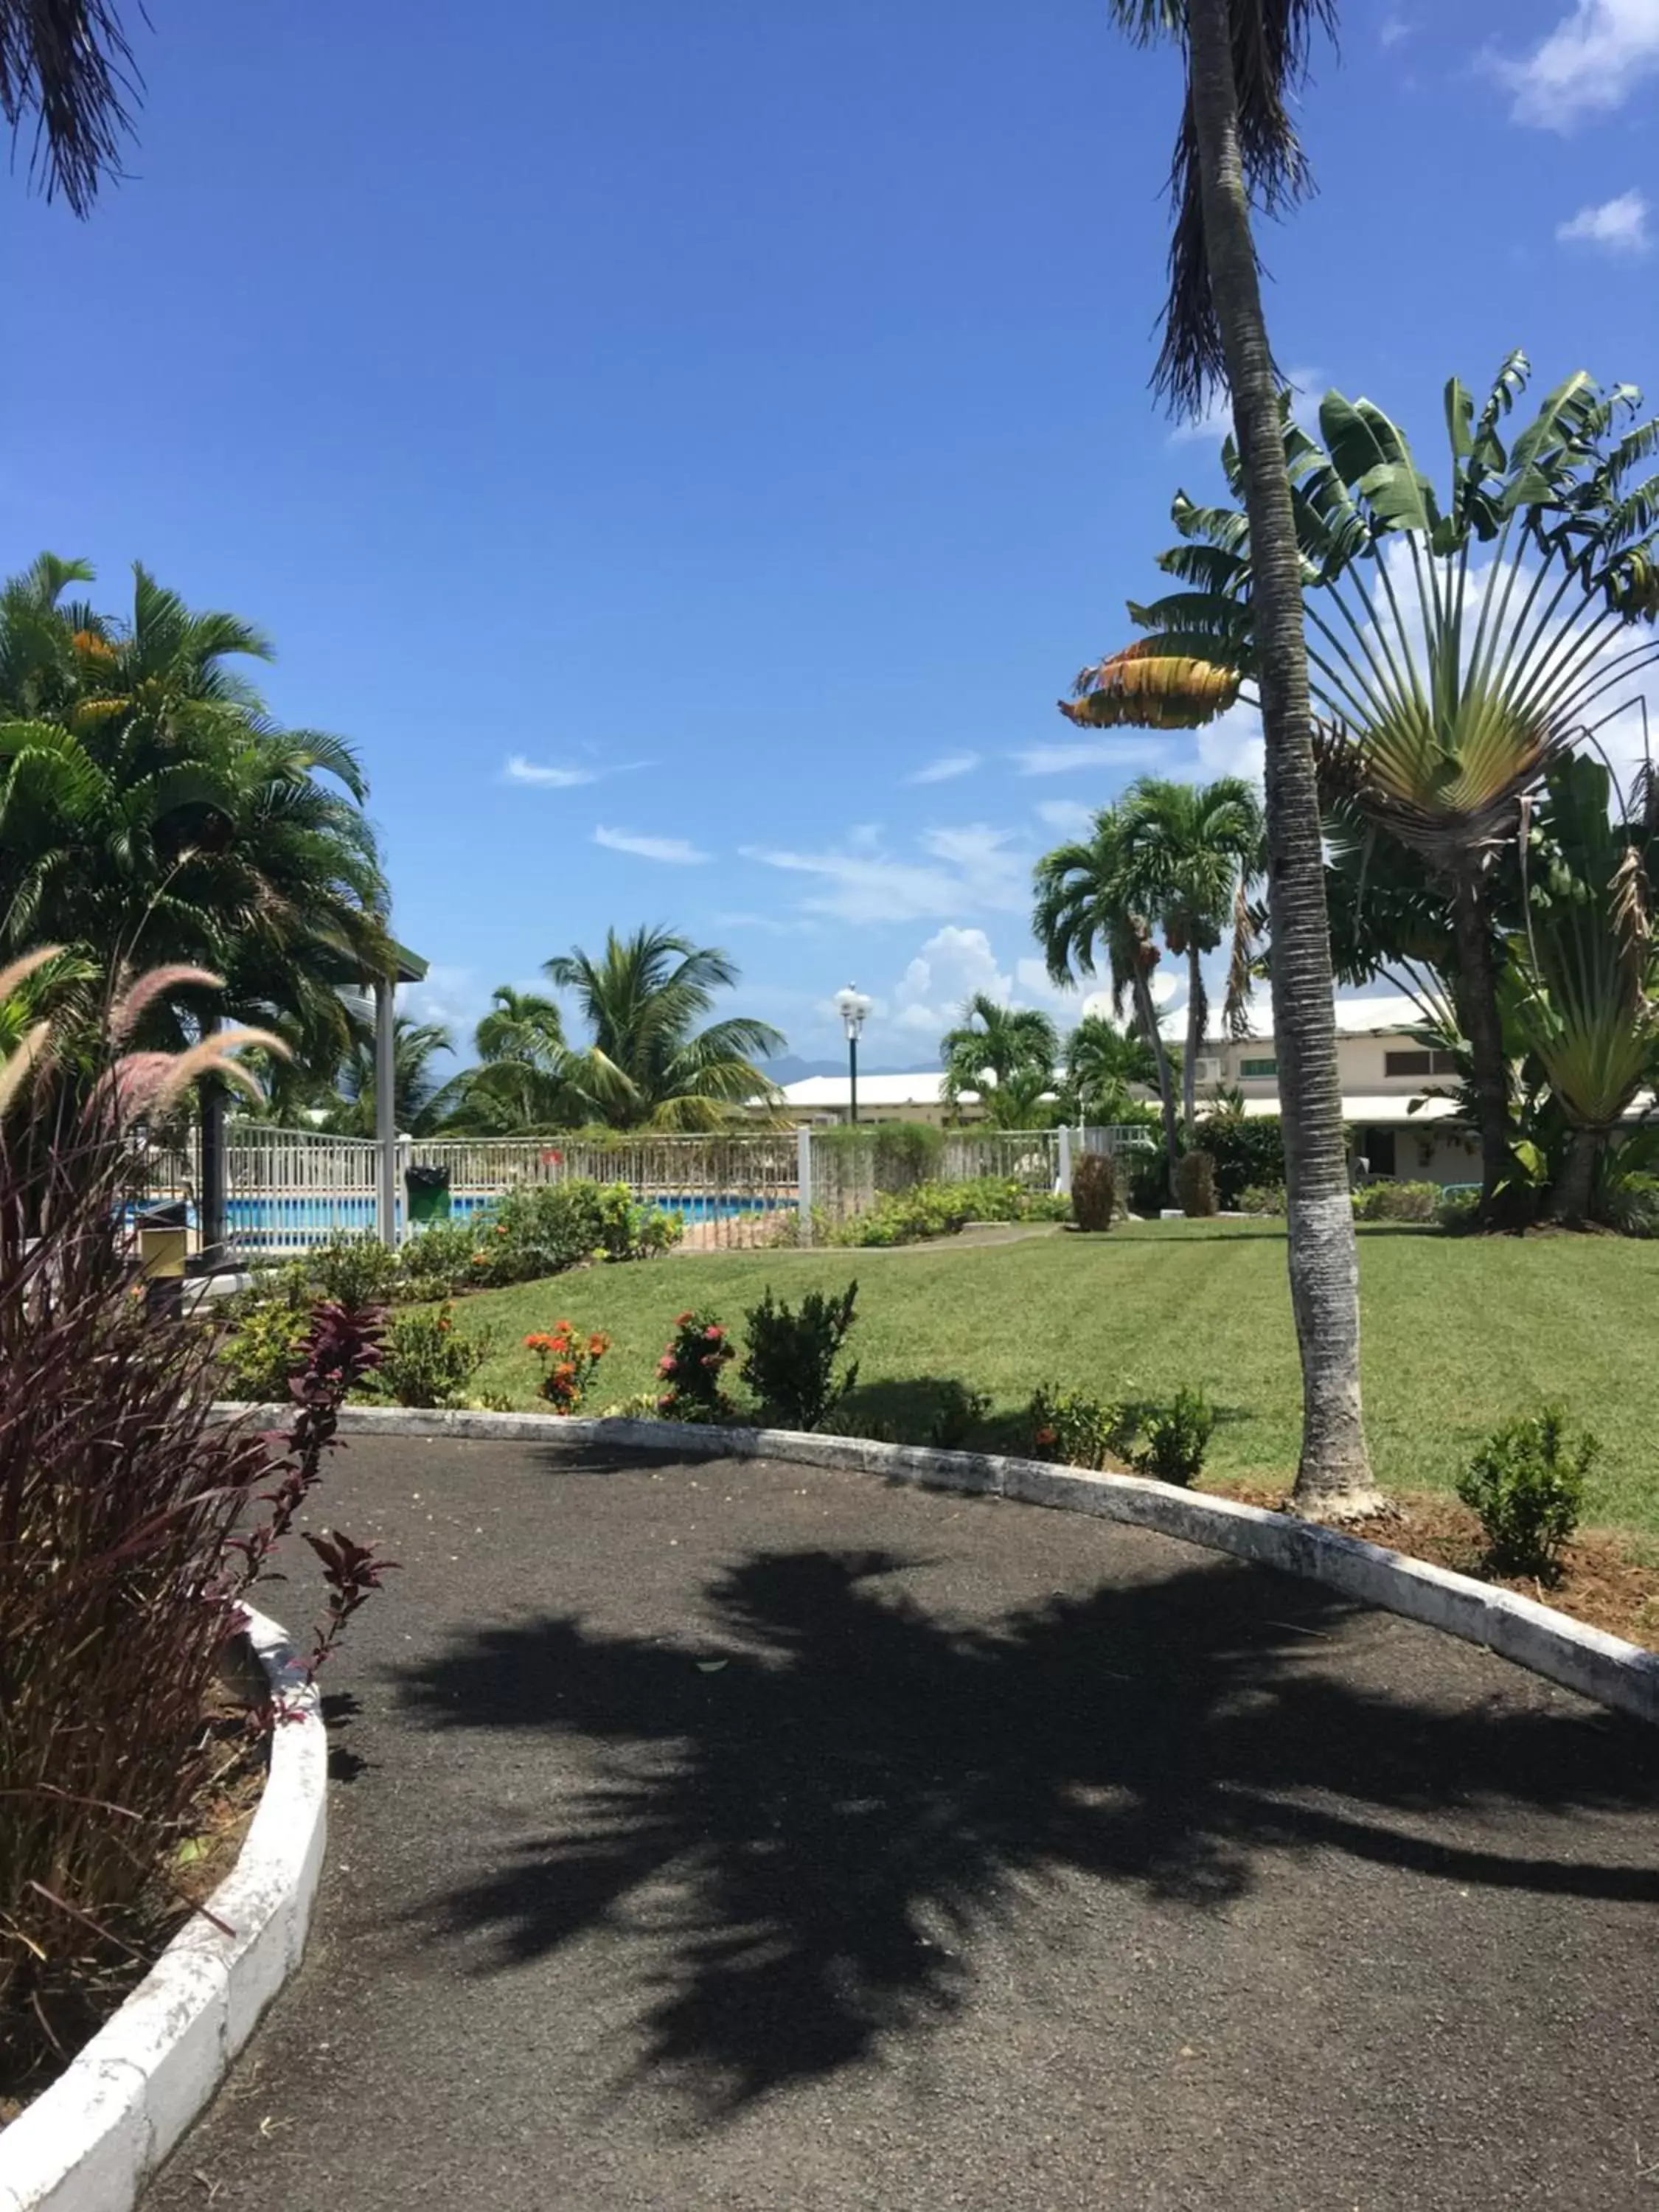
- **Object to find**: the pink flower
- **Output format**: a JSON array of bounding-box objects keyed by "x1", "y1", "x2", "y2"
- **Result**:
[{"x1": 658, "y1": 1354, "x2": 675, "y2": 1374}]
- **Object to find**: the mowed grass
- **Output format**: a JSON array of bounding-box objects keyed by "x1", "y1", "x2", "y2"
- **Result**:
[{"x1": 450, "y1": 1220, "x2": 1659, "y2": 1534}]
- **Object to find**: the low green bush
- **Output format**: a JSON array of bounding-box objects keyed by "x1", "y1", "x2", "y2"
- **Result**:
[
  {"x1": 1236, "y1": 1182, "x2": 1286, "y2": 1216},
  {"x1": 928, "y1": 1380, "x2": 992, "y2": 1450},
  {"x1": 833, "y1": 1175, "x2": 1063, "y2": 1248},
  {"x1": 397, "y1": 1217, "x2": 485, "y2": 1301},
  {"x1": 1028, "y1": 1385, "x2": 1124, "y2": 1471},
  {"x1": 1352, "y1": 1180, "x2": 1440, "y2": 1223},
  {"x1": 369, "y1": 1303, "x2": 490, "y2": 1409},
  {"x1": 1071, "y1": 1152, "x2": 1116, "y2": 1234},
  {"x1": 462, "y1": 1178, "x2": 682, "y2": 1286},
  {"x1": 1455, "y1": 1408, "x2": 1596, "y2": 1581},
  {"x1": 1436, "y1": 1186, "x2": 1481, "y2": 1232},
  {"x1": 218, "y1": 1279, "x2": 312, "y2": 1400},
  {"x1": 310, "y1": 1232, "x2": 400, "y2": 1310},
  {"x1": 1130, "y1": 1387, "x2": 1214, "y2": 1486},
  {"x1": 740, "y1": 1280, "x2": 859, "y2": 1429},
  {"x1": 1175, "y1": 1150, "x2": 1217, "y2": 1218},
  {"x1": 1194, "y1": 1113, "x2": 1287, "y2": 1209},
  {"x1": 1127, "y1": 1152, "x2": 1171, "y2": 1215}
]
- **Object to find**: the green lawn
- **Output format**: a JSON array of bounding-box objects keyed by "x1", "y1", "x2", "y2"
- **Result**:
[{"x1": 449, "y1": 1220, "x2": 1659, "y2": 1534}]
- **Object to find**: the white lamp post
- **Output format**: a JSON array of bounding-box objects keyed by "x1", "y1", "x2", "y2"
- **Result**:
[{"x1": 834, "y1": 984, "x2": 872, "y2": 1124}]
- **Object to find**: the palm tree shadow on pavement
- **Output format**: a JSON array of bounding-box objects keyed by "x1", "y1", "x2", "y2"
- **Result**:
[{"x1": 396, "y1": 1549, "x2": 1659, "y2": 2118}]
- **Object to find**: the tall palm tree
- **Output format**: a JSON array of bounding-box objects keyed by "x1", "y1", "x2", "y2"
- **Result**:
[
  {"x1": 1063, "y1": 1013, "x2": 1160, "y2": 1125},
  {"x1": 939, "y1": 995, "x2": 1060, "y2": 1126},
  {"x1": 543, "y1": 927, "x2": 785, "y2": 1131},
  {"x1": 327, "y1": 1016, "x2": 453, "y2": 1139},
  {"x1": 1074, "y1": 1, "x2": 1379, "y2": 1514},
  {"x1": 0, "y1": 0, "x2": 139, "y2": 215},
  {"x1": 1033, "y1": 800, "x2": 1181, "y2": 1179},
  {"x1": 436, "y1": 987, "x2": 580, "y2": 1133},
  {"x1": 1119, "y1": 774, "x2": 1263, "y2": 1136},
  {"x1": 0, "y1": 556, "x2": 390, "y2": 1082},
  {"x1": 1107, "y1": 356, "x2": 1659, "y2": 1218}
]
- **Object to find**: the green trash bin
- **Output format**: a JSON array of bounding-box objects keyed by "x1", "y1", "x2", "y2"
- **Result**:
[{"x1": 406, "y1": 1163, "x2": 452, "y2": 1225}]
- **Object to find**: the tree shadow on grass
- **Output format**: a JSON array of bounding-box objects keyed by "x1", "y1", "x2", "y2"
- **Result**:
[{"x1": 396, "y1": 1545, "x2": 1659, "y2": 2120}]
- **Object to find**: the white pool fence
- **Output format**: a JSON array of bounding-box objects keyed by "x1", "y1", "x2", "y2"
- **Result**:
[{"x1": 136, "y1": 1120, "x2": 1157, "y2": 1262}]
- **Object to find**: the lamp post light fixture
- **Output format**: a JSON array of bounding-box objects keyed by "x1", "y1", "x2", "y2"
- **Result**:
[{"x1": 834, "y1": 984, "x2": 873, "y2": 1124}]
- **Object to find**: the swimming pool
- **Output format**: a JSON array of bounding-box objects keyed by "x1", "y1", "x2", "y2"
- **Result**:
[{"x1": 215, "y1": 1189, "x2": 792, "y2": 1250}]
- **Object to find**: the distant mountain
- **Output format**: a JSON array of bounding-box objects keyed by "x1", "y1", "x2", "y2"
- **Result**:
[{"x1": 759, "y1": 1054, "x2": 941, "y2": 1084}]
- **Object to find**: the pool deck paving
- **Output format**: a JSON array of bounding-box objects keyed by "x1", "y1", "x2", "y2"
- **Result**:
[{"x1": 142, "y1": 1435, "x2": 1659, "y2": 2212}]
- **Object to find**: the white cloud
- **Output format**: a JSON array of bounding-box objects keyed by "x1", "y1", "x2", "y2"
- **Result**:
[
  {"x1": 890, "y1": 927, "x2": 1015, "y2": 1038},
  {"x1": 1034, "y1": 797, "x2": 1096, "y2": 838},
  {"x1": 905, "y1": 751, "x2": 981, "y2": 785},
  {"x1": 397, "y1": 963, "x2": 482, "y2": 1054},
  {"x1": 1380, "y1": 11, "x2": 1411, "y2": 46},
  {"x1": 592, "y1": 826, "x2": 710, "y2": 865},
  {"x1": 1014, "y1": 736, "x2": 1173, "y2": 777},
  {"x1": 504, "y1": 754, "x2": 599, "y2": 787},
  {"x1": 1167, "y1": 364, "x2": 1324, "y2": 446},
  {"x1": 1557, "y1": 189, "x2": 1652, "y2": 253},
  {"x1": 741, "y1": 821, "x2": 1031, "y2": 925},
  {"x1": 503, "y1": 754, "x2": 647, "y2": 788},
  {"x1": 1495, "y1": 0, "x2": 1659, "y2": 129},
  {"x1": 1195, "y1": 700, "x2": 1266, "y2": 786}
]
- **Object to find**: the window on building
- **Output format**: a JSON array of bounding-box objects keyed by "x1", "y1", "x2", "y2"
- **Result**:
[
  {"x1": 1383, "y1": 1048, "x2": 1459, "y2": 1078},
  {"x1": 1239, "y1": 1057, "x2": 1278, "y2": 1078}
]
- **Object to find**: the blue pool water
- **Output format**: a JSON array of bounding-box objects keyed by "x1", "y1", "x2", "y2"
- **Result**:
[{"x1": 218, "y1": 1191, "x2": 788, "y2": 1248}]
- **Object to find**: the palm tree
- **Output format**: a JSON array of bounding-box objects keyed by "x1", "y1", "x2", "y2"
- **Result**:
[
  {"x1": 1093, "y1": 0, "x2": 1375, "y2": 1515},
  {"x1": 1063, "y1": 1013, "x2": 1161, "y2": 1125},
  {"x1": 939, "y1": 995, "x2": 1060, "y2": 1126},
  {"x1": 1118, "y1": 775, "x2": 1263, "y2": 1137},
  {"x1": 0, "y1": 0, "x2": 139, "y2": 215},
  {"x1": 436, "y1": 987, "x2": 580, "y2": 1133},
  {"x1": 0, "y1": 556, "x2": 390, "y2": 1082},
  {"x1": 543, "y1": 927, "x2": 785, "y2": 1131},
  {"x1": 327, "y1": 1016, "x2": 453, "y2": 1138},
  {"x1": 1104, "y1": 355, "x2": 1659, "y2": 1218},
  {"x1": 1033, "y1": 801, "x2": 1181, "y2": 1180}
]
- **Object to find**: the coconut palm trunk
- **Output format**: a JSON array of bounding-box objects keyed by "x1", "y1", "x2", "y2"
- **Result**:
[
  {"x1": 1184, "y1": 0, "x2": 1379, "y2": 1513},
  {"x1": 1183, "y1": 943, "x2": 1203, "y2": 1134},
  {"x1": 1129, "y1": 941, "x2": 1181, "y2": 1181}
]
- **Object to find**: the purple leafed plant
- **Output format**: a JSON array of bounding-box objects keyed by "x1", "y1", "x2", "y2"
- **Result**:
[{"x1": 0, "y1": 967, "x2": 393, "y2": 2082}]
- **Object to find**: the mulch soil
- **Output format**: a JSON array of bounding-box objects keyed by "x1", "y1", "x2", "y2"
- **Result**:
[{"x1": 1209, "y1": 1481, "x2": 1659, "y2": 1652}]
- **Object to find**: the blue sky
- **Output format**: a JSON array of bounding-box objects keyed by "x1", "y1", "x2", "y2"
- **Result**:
[{"x1": 4, "y1": 0, "x2": 1658, "y2": 1065}]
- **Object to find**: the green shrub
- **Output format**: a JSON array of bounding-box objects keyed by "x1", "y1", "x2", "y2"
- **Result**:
[
  {"x1": 815, "y1": 1121, "x2": 945, "y2": 1193},
  {"x1": 1598, "y1": 1168, "x2": 1659, "y2": 1238},
  {"x1": 833, "y1": 1175, "x2": 1061, "y2": 1248},
  {"x1": 1436, "y1": 1186, "x2": 1481, "y2": 1232},
  {"x1": 219, "y1": 1290, "x2": 311, "y2": 1401},
  {"x1": 397, "y1": 1217, "x2": 486, "y2": 1302},
  {"x1": 597, "y1": 1182, "x2": 682, "y2": 1262},
  {"x1": 310, "y1": 1232, "x2": 400, "y2": 1311},
  {"x1": 371, "y1": 1303, "x2": 490, "y2": 1409},
  {"x1": 1127, "y1": 1152, "x2": 1171, "y2": 1215},
  {"x1": 928, "y1": 1380, "x2": 992, "y2": 1450},
  {"x1": 1352, "y1": 1180, "x2": 1440, "y2": 1222},
  {"x1": 1130, "y1": 1387, "x2": 1214, "y2": 1486},
  {"x1": 1070, "y1": 1151, "x2": 1116, "y2": 1233},
  {"x1": 1237, "y1": 1182, "x2": 1286, "y2": 1216},
  {"x1": 1175, "y1": 1150, "x2": 1217, "y2": 1217},
  {"x1": 740, "y1": 1280, "x2": 859, "y2": 1429},
  {"x1": 655, "y1": 1308, "x2": 736, "y2": 1422},
  {"x1": 1455, "y1": 1408, "x2": 1596, "y2": 1580},
  {"x1": 1194, "y1": 1113, "x2": 1286, "y2": 1208},
  {"x1": 1028, "y1": 1385, "x2": 1124, "y2": 1470}
]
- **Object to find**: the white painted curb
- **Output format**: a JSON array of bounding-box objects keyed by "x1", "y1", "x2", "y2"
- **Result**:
[
  {"x1": 220, "y1": 1400, "x2": 1659, "y2": 1726},
  {"x1": 0, "y1": 1610, "x2": 328, "y2": 2212}
]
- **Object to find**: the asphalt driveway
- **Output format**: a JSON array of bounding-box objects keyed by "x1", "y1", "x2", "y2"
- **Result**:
[{"x1": 144, "y1": 1436, "x2": 1659, "y2": 2211}]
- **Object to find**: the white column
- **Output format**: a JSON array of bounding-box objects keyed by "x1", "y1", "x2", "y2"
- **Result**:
[
  {"x1": 375, "y1": 978, "x2": 398, "y2": 1248},
  {"x1": 1057, "y1": 1122, "x2": 1073, "y2": 1197},
  {"x1": 796, "y1": 1124, "x2": 813, "y2": 1246}
]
